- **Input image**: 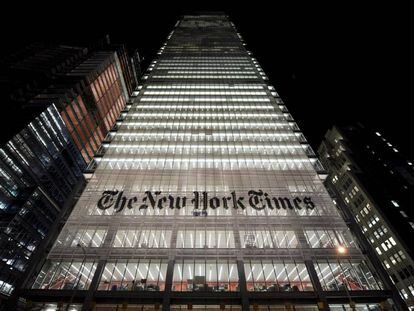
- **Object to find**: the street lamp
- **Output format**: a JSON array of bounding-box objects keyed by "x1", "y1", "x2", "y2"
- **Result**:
[
  {"x1": 335, "y1": 245, "x2": 355, "y2": 311},
  {"x1": 337, "y1": 245, "x2": 347, "y2": 254}
]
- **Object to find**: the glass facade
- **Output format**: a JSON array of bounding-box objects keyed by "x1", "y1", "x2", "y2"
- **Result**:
[
  {"x1": 63, "y1": 51, "x2": 128, "y2": 162},
  {"x1": 0, "y1": 105, "x2": 85, "y2": 295},
  {"x1": 26, "y1": 14, "x2": 397, "y2": 310}
]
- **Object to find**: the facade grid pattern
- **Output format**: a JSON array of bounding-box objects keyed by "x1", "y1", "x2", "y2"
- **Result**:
[{"x1": 24, "y1": 14, "x2": 401, "y2": 311}]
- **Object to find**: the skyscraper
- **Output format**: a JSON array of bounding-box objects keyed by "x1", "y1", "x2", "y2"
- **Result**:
[
  {"x1": 318, "y1": 124, "x2": 414, "y2": 308},
  {"x1": 0, "y1": 41, "x2": 136, "y2": 304},
  {"x1": 20, "y1": 14, "x2": 405, "y2": 311},
  {"x1": 0, "y1": 105, "x2": 86, "y2": 299}
]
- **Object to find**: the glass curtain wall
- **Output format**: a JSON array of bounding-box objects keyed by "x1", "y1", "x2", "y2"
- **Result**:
[{"x1": 31, "y1": 14, "x2": 382, "y2": 308}]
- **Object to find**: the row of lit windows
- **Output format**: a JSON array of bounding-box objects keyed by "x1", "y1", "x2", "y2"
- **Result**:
[
  {"x1": 314, "y1": 260, "x2": 381, "y2": 291},
  {"x1": 156, "y1": 66, "x2": 255, "y2": 70},
  {"x1": 160, "y1": 70, "x2": 256, "y2": 74},
  {"x1": 112, "y1": 137, "x2": 303, "y2": 145},
  {"x1": 108, "y1": 143, "x2": 305, "y2": 150},
  {"x1": 168, "y1": 56, "x2": 251, "y2": 60},
  {"x1": 57, "y1": 228, "x2": 354, "y2": 250},
  {"x1": 157, "y1": 61, "x2": 252, "y2": 64},
  {"x1": 129, "y1": 106, "x2": 278, "y2": 112},
  {"x1": 58, "y1": 229, "x2": 107, "y2": 248},
  {"x1": 105, "y1": 147, "x2": 307, "y2": 158},
  {"x1": 163, "y1": 47, "x2": 242, "y2": 51},
  {"x1": 142, "y1": 91, "x2": 267, "y2": 95},
  {"x1": 155, "y1": 63, "x2": 254, "y2": 71},
  {"x1": 32, "y1": 259, "x2": 381, "y2": 293},
  {"x1": 114, "y1": 131, "x2": 303, "y2": 141},
  {"x1": 145, "y1": 84, "x2": 265, "y2": 89},
  {"x1": 305, "y1": 230, "x2": 354, "y2": 248},
  {"x1": 125, "y1": 115, "x2": 287, "y2": 122},
  {"x1": 101, "y1": 156, "x2": 312, "y2": 163},
  {"x1": 121, "y1": 122, "x2": 294, "y2": 131},
  {"x1": 101, "y1": 144, "x2": 308, "y2": 160},
  {"x1": 33, "y1": 260, "x2": 97, "y2": 290},
  {"x1": 152, "y1": 75, "x2": 259, "y2": 79},
  {"x1": 140, "y1": 97, "x2": 270, "y2": 102}
]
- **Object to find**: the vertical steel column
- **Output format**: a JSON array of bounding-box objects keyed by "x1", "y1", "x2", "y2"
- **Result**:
[
  {"x1": 305, "y1": 260, "x2": 330, "y2": 311},
  {"x1": 162, "y1": 259, "x2": 175, "y2": 311},
  {"x1": 237, "y1": 259, "x2": 250, "y2": 311},
  {"x1": 81, "y1": 259, "x2": 106, "y2": 311}
]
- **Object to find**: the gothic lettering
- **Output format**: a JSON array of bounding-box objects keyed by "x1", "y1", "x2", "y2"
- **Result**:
[{"x1": 97, "y1": 190, "x2": 317, "y2": 214}]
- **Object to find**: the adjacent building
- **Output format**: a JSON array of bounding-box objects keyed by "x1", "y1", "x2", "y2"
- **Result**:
[
  {"x1": 32, "y1": 50, "x2": 130, "y2": 163},
  {"x1": 0, "y1": 41, "x2": 137, "y2": 303},
  {"x1": 318, "y1": 124, "x2": 414, "y2": 308},
  {"x1": 0, "y1": 105, "x2": 86, "y2": 297},
  {"x1": 19, "y1": 15, "x2": 406, "y2": 311}
]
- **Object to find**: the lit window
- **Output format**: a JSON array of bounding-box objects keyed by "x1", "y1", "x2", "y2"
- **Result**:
[
  {"x1": 245, "y1": 260, "x2": 312, "y2": 292},
  {"x1": 173, "y1": 260, "x2": 239, "y2": 292},
  {"x1": 98, "y1": 260, "x2": 168, "y2": 291},
  {"x1": 400, "y1": 211, "x2": 408, "y2": 218}
]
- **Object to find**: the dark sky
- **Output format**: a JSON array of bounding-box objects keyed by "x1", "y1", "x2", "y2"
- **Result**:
[{"x1": 1, "y1": 2, "x2": 412, "y2": 156}]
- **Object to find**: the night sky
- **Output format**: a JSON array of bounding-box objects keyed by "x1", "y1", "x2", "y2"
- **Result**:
[{"x1": 1, "y1": 2, "x2": 411, "y2": 157}]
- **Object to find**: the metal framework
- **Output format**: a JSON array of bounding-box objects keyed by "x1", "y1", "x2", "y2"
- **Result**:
[{"x1": 17, "y1": 14, "x2": 407, "y2": 311}]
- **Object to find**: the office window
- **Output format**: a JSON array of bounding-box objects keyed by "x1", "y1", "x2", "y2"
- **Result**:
[
  {"x1": 304, "y1": 229, "x2": 354, "y2": 248},
  {"x1": 113, "y1": 229, "x2": 172, "y2": 248},
  {"x1": 172, "y1": 260, "x2": 239, "y2": 292},
  {"x1": 98, "y1": 259, "x2": 167, "y2": 291},
  {"x1": 32, "y1": 260, "x2": 97, "y2": 290},
  {"x1": 244, "y1": 260, "x2": 312, "y2": 292},
  {"x1": 314, "y1": 260, "x2": 382, "y2": 291},
  {"x1": 57, "y1": 228, "x2": 107, "y2": 248},
  {"x1": 176, "y1": 229, "x2": 235, "y2": 248},
  {"x1": 240, "y1": 230, "x2": 298, "y2": 248}
]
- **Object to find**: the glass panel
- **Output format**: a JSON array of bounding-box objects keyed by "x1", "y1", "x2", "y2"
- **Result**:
[
  {"x1": 315, "y1": 260, "x2": 382, "y2": 291},
  {"x1": 113, "y1": 229, "x2": 171, "y2": 248},
  {"x1": 172, "y1": 260, "x2": 238, "y2": 292},
  {"x1": 98, "y1": 260, "x2": 167, "y2": 291},
  {"x1": 32, "y1": 261, "x2": 97, "y2": 290},
  {"x1": 244, "y1": 260, "x2": 312, "y2": 292}
]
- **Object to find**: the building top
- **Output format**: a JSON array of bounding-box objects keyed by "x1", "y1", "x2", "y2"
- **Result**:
[{"x1": 1, "y1": 42, "x2": 133, "y2": 146}]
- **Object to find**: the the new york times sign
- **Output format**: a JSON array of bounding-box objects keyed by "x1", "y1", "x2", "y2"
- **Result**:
[{"x1": 97, "y1": 190, "x2": 315, "y2": 216}]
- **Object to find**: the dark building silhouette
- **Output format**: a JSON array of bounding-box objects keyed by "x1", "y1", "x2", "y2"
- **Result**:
[
  {"x1": 0, "y1": 40, "x2": 139, "y2": 303},
  {"x1": 318, "y1": 124, "x2": 414, "y2": 307}
]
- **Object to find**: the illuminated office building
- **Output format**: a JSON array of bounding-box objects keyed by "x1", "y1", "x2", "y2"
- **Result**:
[
  {"x1": 21, "y1": 14, "x2": 406, "y2": 311},
  {"x1": 318, "y1": 124, "x2": 414, "y2": 308}
]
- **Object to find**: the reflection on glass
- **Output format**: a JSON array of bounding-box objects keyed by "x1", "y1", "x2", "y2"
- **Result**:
[{"x1": 32, "y1": 261, "x2": 97, "y2": 290}]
